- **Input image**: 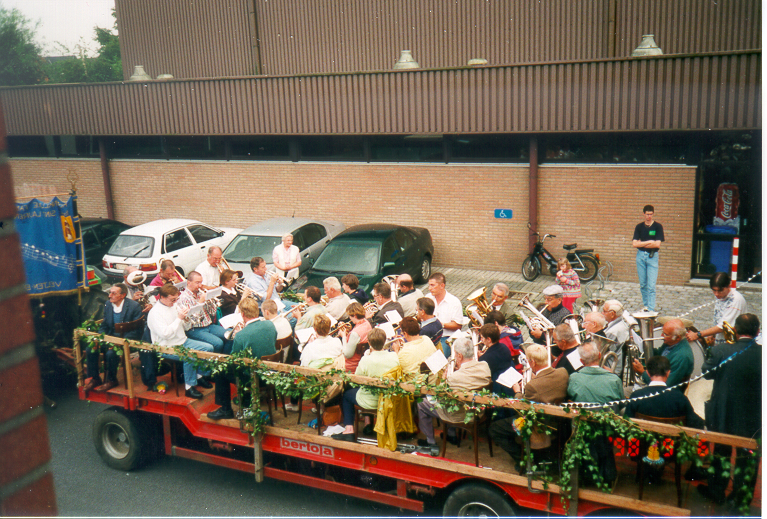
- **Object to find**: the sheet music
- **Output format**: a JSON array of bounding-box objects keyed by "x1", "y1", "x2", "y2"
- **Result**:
[
  {"x1": 566, "y1": 349, "x2": 584, "y2": 370},
  {"x1": 631, "y1": 329, "x2": 643, "y2": 351},
  {"x1": 328, "y1": 314, "x2": 338, "y2": 327},
  {"x1": 186, "y1": 303, "x2": 205, "y2": 318},
  {"x1": 205, "y1": 287, "x2": 223, "y2": 299},
  {"x1": 568, "y1": 319, "x2": 581, "y2": 345},
  {"x1": 174, "y1": 280, "x2": 187, "y2": 291},
  {"x1": 496, "y1": 366, "x2": 524, "y2": 388},
  {"x1": 447, "y1": 329, "x2": 469, "y2": 340},
  {"x1": 219, "y1": 312, "x2": 243, "y2": 329},
  {"x1": 378, "y1": 322, "x2": 397, "y2": 338},
  {"x1": 295, "y1": 327, "x2": 316, "y2": 344},
  {"x1": 385, "y1": 310, "x2": 403, "y2": 323},
  {"x1": 423, "y1": 349, "x2": 448, "y2": 374}
]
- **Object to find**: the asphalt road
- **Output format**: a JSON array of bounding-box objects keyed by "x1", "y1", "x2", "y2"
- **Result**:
[{"x1": 44, "y1": 386, "x2": 422, "y2": 517}]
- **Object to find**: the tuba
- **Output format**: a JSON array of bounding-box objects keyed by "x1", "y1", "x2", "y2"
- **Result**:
[
  {"x1": 465, "y1": 287, "x2": 494, "y2": 328},
  {"x1": 517, "y1": 295, "x2": 555, "y2": 366}
]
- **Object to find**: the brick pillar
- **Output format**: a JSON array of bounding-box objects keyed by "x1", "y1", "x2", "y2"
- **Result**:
[{"x1": 0, "y1": 104, "x2": 58, "y2": 515}]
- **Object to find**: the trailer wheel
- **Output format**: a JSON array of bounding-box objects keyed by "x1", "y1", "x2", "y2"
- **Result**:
[
  {"x1": 443, "y1": 482, "x2": 517, "y2": 517},
  {"x1": 93, "y1": 407, "x2": 147, "y2": 471}
]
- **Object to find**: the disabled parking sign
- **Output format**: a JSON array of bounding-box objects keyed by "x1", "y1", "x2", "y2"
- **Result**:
[{"x1": 494, "y1": 209, "x2": 513, "y2": 219}]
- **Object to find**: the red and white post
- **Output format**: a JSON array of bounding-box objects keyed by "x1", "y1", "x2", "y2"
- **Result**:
[{"x1": 730, "y1": 237, "x2": 739, "y2": 287}]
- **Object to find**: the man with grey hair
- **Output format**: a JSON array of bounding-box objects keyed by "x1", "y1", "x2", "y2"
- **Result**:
[
  {"x1": 490, "y1": 282, "x2": 516, "y2": 326},
  {"x1": 631, "y1": 318, "x2": 694, "y2": 390},
  {"x1": 601, "y1": 300, "x2": 630, "y2": 375},
  {"x1": 551, "y1": 323, "x2": 581, "y2": 375},
  {"x1": 323, "y1": 276, "x2": 351, "y2": 320},
  {"x1": 416, "y1": 337, "x2": 491, "y2": 449},
  {"x1": 567, "y1": 341, "x2": 623, "y2": 404},
  {"x1": 273, "y1": 233, "x2": 301, "y2": 282},
  {"x1": 531, "y1": 285, "x2": 570, "y2": 344},
  {"x1": 396, "y1": 274, "x2": 423, "y2": 317},
  {"x1": 195, "y1": 245, "x2": 223, "y2": 289}
]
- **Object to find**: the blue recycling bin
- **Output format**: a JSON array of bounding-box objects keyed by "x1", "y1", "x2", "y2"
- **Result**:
[{"x1": 705, "y1": 225, "x2": 738, "y2": 273}]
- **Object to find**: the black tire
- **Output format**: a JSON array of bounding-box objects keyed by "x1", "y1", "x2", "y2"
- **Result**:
[
  {"x1": 417, "y1": 255, "x2": 432, "y2": 283},
  {"x1": 93, "y1": 407, "x2": 148, "y2": 471},
  {"x1": 521, "y1": 255, "x2": 541, "y2": 281},
  {"x1": 573, "y1": 256, "x2": 599, "y2": 283},
  {"x1": 443, "y1": 482, "x2": 517, "y2": 517}
]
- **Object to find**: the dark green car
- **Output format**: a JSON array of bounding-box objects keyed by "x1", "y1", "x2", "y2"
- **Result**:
[{"x1": 291, "y1": 224, "x2": 434, "y2": 294}]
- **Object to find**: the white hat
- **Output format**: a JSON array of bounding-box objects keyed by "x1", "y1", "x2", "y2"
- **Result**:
[{"x1": 542, "y1": 285, "x2": 564, "y2": 297}]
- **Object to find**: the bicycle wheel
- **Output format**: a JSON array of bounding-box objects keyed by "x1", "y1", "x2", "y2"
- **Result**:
[
  {"x1": 575, "y1": 256, "x2": 599, "y2": 283},
  {"x1": 521, "y1": 255, "x2": 541, "y2": 281}
]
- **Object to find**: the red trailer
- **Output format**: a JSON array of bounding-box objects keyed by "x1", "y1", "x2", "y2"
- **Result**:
[{"x1": 74, "y1": 330, "x2": 760, "y2": 517}]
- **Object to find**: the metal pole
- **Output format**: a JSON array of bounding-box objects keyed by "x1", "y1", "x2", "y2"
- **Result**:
[
  {"x1": 528, "y1": 136, "x2": 539, "y2": 253},
  {"x1": 99, "y1": 138, "x2": 115, "y2": 220}
]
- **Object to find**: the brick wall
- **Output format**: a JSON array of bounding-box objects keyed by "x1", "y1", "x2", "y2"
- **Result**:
[
  {"x1": 9, "y1": 158, "x2": 696, "y2": 285},
  {"x1": 0, "y1": 115, "x2": 57, "y2": 513},
  {"x1": 538, "y1": 165, "x2": 696, "y2": 286}
]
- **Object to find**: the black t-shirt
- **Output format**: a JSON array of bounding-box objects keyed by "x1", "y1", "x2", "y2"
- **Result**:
[{"x1": 633, "y1": 221, "x2": 665, "y2": 253}]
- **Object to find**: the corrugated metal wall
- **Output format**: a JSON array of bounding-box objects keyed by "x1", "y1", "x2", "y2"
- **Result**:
[
  {"x1": 254, "y1": 0, "x2": 611, "y2": 75},
  {"x1": 116, "y1": 0, "x2": 256, "y2": 80},
  {"x1": 115, "y1": 0, "x2": 761, "y2": 79},
  {"x1": 1, "y1": 52, "x2": 760, "y2": 136}
]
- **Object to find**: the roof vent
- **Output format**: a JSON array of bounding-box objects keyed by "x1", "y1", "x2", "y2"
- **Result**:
[
  {"x1": 128, "y1": 65, "x2": 152, "y2": 81},
  {"x1": 467, "y1": 58, "x2": 488, "y2": 66},
  {"x1": 631, "y1": 34, "x2": 663, "y2": 57},
  {"x1": 156, "y1": 74, "x2": 174, "y2": 80},
  {"x1": 393, "y1": 50, "x2": 420, "y2": 70}
]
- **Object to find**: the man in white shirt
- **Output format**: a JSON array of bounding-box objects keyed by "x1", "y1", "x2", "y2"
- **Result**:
[
  {"x1": 263, "y1": 300, "x2": 292, "y2": 340},
  {"x1": 323, "y1": 276, "x2": 351, "y2": 320},
  {"x1": 686, "y1": 272, "x2": 747, "y2": 345},
  {"x1": 146, "y1": 285, "x2": 215, "y2": 399},
  {"x1": 396, "y1": 274, "x2": 423, "y2": 317},
  {"x1": 272, "y1": 233, "x2": 302, "y2": 282},
  {"x1": 426, "y1": 272, "x2": 463, "y2": 357},
  {"x1": 177, "y1": 271, "x2": 228, "y2": 353},
  {"x1": 195, "y1": 246, "x2": 223, "y2": 289}
]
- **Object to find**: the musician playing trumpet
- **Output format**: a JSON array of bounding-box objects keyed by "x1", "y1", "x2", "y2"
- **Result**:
[
  {"x1": 149, "y1": 259, "x2": 184, "y2": 288},
  {"x1": 177, "y1": 271, "x2": 229, "y2": 354},
  {"x1": 196, "y1": 246, "x2": 223, "y2": 290},
  {"x1": 339, "y1": 302, "x2": 372, "y2": 373},
  {"x1": 246, "y1": 257, "x2": 298, "y2": 317},
  {"x1": 300, "y1": 314, "x2": 343, "y2": 367},
  {"x1": 477, "y1": 323, "x2": 513, "y2": 385},
  {"x1": 393, "y1": 316, "x2": 437, "y2": 382},
  {"x1": 218, "y1": 269, "x2": 251, "y2": 316},
  {"x1": 294, "y1": 286, "x2": 328, "y2": 331},
  {"x1": 530, "y1": 285, "x2": 570, "y2": 344},
  {"x1": 366, "y1": 282, "x2": 404, "y2": 326}
]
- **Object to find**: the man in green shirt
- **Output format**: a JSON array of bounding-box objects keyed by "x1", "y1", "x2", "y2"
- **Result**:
[
  {"x1": 631, "y1": 319, "x2": 693, "y2": 390},
  {"x1": 567, "y1": 341, "x2": 624, "y2": 405},
  {"x1": 207, "y1": 298, "x2": 277, "y2": 420}
]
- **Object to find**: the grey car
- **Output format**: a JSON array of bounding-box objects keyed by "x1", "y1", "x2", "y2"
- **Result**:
[{"x1": 221, "y1": 217, "x2": 345, "y2": 276}]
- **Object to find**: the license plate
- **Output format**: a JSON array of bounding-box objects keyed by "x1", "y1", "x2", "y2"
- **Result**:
[{"x1": 115, "y1": 263, "x2": 130, "y2": 270}]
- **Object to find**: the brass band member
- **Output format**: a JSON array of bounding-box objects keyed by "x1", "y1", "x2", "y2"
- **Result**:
[
  {"x1": 531, "y1": 285, "x2": 570, "y2": 344},
  {"x1": 341, "y1": 274, "x2": 368, "y2": 305},
  {"x1": 416, "y1": 297, "x2": 443, "y2": 346},
  {"x1": 293, "y1": 286, "x2": 327, "y2": 331},
  {"x1": 218, "y1": 269, "x2": 244, "y2": 317},
  {"x1": 393, "y1": 316, "x2": 437, "y2": 381},
  {"x1": 339, "y1": 302, "x2": 372, "y2": 373},
  {"x1": 366, "y1": 282, "x2": 404, "y2": 325},
  {"x1": 262, "y1": 300, "x2": 292, "y2": 341},
  {"x1": 323, "y1": 276, "x2": 351, "y2": 320},
  {"x1": 146, "y1": 284, "x2": 214, "y2": 399},
  {"x1": 149, "y1": 259, "x2": 184, "y2": 288},
  {"x1": 396, "y1": 274, "x2": 423, "y2": 317},
  {"x1": 195, "y1": 245, "x2": 223, "y2": 289},
  {"x1": 300, "y1": 314, "x2": 343, "y2": 367},
  {"x1": 177, "y1": 271, "x2": 228, "y2": 354}
]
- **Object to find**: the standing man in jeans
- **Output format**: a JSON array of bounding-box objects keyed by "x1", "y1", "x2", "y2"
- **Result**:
[{"x1": 632, "y1": 204, "x2": 664, "y2": 311}]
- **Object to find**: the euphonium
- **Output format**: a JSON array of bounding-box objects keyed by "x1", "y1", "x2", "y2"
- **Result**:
[
  {"x1": 466, "y1": 287, "x2": 494, "y2": 316},
  {"x1": 363, "y1": 301, "x2": 379, "y2": 314}
]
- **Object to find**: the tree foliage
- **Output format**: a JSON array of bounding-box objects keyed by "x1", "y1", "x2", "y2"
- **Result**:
[{"x1": 0, "y1": 7, "x2": 45, "y2": 86}]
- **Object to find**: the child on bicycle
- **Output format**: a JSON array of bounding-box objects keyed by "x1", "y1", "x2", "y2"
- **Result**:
[{"x1": 556, "y1": 258, "x2": 580, "y2": 312}]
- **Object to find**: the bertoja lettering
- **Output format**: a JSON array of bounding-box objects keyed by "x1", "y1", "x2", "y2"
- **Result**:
[{"x1": 280, "y1": 437, "x2": 335, "y2": 457}]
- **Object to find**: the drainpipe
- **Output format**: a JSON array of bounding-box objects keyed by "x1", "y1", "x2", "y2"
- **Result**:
[
  {"x1": 528, "y1": 135, "x2": 538, "y2": 252},
  {"x1": 99, "y1": 138, "x2": 115, "y2": 220}
]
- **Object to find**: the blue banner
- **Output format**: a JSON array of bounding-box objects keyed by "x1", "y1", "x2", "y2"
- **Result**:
[{"x1": 15, "y1": 195, "x2": 86, "y2": 296}]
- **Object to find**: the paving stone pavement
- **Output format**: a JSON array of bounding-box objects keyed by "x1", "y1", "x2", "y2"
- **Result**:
[{"x1": 420, "y1": 265, "x2": 762, "y2": 331}]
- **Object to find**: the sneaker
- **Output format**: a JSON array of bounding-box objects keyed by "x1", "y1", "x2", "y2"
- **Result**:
[{"x1": 285, "y1": 403, "x2": 299, "y2": 412}]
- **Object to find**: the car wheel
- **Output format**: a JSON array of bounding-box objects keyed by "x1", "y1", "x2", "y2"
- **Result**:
[
  {"x1": 417, "y1": 256, "x2": 432, "y2": 283},
  {"x1": 443, "y1": 482, "x2": 517, "y2": 517},
  {"x1": 93, "y1": 407, "x2": 151, "y2": 471}
]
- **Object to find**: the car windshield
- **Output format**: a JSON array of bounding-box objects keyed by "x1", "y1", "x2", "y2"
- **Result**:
[
  {"x1": 313, "y1": 240, "x2": 381, "y2": 275},
  {"x1": 107, "y1": 235, "x2": 155, "y2": 259},
  {"x1": 223, "y1": 235, "x2": 282, "y2": 263}
]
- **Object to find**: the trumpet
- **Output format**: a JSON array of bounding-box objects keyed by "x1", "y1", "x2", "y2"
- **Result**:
[
  {"x1": 363, "y1": 301, "x2": 379, "y2": 314},
  {"x1": 279, "y1": 303, "x2": 307, "y2": 319},
  {"x1": 330, "y1": 321, "x2": 353, "y2": 337}
]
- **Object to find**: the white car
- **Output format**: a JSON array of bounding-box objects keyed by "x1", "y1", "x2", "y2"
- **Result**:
[{"x1": 101, "y1": 219, "x2": 242, "y2": 281}]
